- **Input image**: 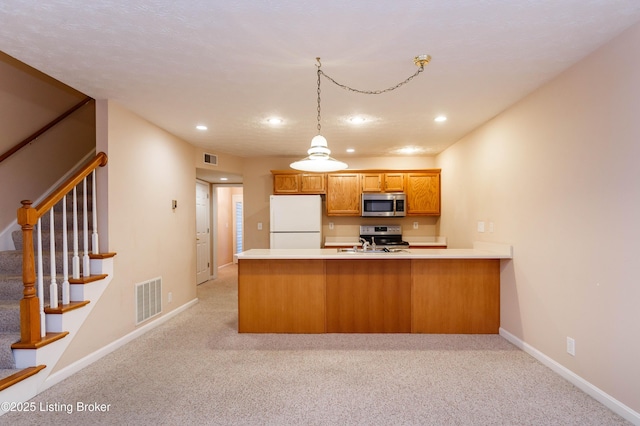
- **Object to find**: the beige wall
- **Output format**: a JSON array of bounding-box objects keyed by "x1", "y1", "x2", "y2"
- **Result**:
[
  {"x1": 55, "y1": 100, "x2": 197, "y2": 371},
  {"x1": 194, "y1": 146, "x2": 244, "y2": 175},
  {"x1": 437, "y1": 22, "x2": 640, "y2": 413},
  {"x1": 242, "y1": 156, "x2": 438, "y2": 249},
  {"x1": 0, "y1": 52, "x2": 95, "y2": 238}
]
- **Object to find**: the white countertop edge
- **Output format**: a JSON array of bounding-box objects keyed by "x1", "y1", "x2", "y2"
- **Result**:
[
  {"x1": 473, "y1": 241, "x2": 513, "y2": 257},
  {"x1": 236, "y1": 244, "x2": 512, "y2": 260}
]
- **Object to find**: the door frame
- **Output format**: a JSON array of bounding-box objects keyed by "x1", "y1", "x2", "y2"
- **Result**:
[{"x1": 196, "y1": 180, "x2": 212, "y2": 283}]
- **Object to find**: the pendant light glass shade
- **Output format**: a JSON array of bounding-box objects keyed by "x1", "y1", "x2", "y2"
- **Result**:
[{"x1": 290, "y1": 134, "x2": 348, "y2": 172}]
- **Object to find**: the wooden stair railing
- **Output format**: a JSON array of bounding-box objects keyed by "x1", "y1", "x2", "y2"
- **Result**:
[
  {"x1": 16, "y1": 152, "x2": 108, "y2": 346},
  {"x1": 0, "y1": 96, "x2": 93, "y2": 165}
]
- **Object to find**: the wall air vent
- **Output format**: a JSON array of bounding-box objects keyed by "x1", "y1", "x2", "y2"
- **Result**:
[
  {"x1": 135, "y1": 277, "x2": 162, "y2": 325},
  {"x1": 203, "y1": 153, "x2": 218, "y2": 166}
]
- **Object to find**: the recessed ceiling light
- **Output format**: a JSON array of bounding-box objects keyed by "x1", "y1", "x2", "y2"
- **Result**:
[
  {"x1": 398, "y1": 147, "x2": 417, "y2": 154},
  {"x1": 349, "y1": 117, "x2": 366, "y2": 124},
  {"x1": 346, "y1": 148, "x2": 355, "y2": 153},
  {"x1": 434, "y1": 115, "x2": 447, "y2": 122},
  {"x1": 220, "y1": 177, "x2": 228, "y2": 181},
  {"x1": 196, "y1": 125, "x2": 208, "y2": 130},
  {"x1": 396, "y1": 146, "x2": 423, "y2": 155},
  {"x1": 267, "y1": 117, "x2": 283, "y2": 125}
]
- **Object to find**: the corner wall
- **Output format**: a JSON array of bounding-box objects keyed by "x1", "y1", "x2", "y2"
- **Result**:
[
  {"x1": 437, "y1": 22, "x2": 640, "y2": 414},
  {"x1": 54, "y1": 100, "x2": 197, "y2": 371}
]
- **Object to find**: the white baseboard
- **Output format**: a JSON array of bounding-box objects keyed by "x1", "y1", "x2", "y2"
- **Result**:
[
  {"x1": 499, "y1": 328, "x2": 640, "y2": 425},
  {"x1": 42, "y1": 298, "x2": 199, "y2": 391}
]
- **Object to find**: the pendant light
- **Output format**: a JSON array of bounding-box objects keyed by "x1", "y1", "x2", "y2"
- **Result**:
[
  {"x1": 290, "y1": 58, "x2": 347, "y2": 172},
  {"x1": 290, "y1": 55, "x2": 431, "y2": 173}
]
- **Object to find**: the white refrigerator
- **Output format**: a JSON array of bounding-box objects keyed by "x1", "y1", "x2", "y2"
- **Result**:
[{"x1": 270, "y1": 195, "x2": 322, "y2": 249}]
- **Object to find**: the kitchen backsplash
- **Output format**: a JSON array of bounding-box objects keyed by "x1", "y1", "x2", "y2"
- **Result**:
[{"x1": 321, "y1": 215, "x2": 440, "y2": 239}]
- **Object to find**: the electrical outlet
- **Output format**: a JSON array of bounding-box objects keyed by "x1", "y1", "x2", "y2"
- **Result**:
[
  {"x1": 567, "y1": 337, "x2": 575, "y2": 356},
  {"x1": 477, "y1": 221, "x2": 485, "y2": 233},
  {"x1": 413, "y1": 221, "x2": 419, "y2": 229},
  {"x1": 168, "y1": 292, "x2": 173, "y2": 303},
  {"x1": 257, "y1": 222, "x2": 263, "y2": 230},
  {"x1": 329, "y1": 222, "x2": 334, "y2": 230}
]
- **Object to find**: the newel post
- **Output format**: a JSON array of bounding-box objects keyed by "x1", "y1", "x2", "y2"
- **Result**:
[{"x1": 17, "y1": 200, "x2": 41, "y2": 344}]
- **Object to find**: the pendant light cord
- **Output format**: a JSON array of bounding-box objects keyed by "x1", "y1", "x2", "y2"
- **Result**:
[
  {"x1": 316, "y1": 59, "x2": 322, "y2": 135},
  {"x1": 315, "y1": 56, "x2": 427, "y2": 96}
]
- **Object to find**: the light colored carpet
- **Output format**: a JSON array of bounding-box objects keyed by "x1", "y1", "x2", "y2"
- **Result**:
[{"x1": 2, "y1": 264, "x2": 629, "y2": 425}]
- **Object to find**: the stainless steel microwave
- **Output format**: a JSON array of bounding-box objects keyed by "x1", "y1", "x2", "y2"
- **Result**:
[{"x1": 361, "y1": 193, "x2": 406, "y2": 217}]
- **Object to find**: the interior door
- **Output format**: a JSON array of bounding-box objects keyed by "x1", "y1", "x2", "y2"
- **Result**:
[{"x1": 196, "y1": 181, "x2": 210, "y2": 284}]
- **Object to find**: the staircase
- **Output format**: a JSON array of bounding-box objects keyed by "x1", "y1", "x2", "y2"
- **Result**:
[
  {"x1": 0, "y1": 244, "x2": 24, "y2": 378},
  {"x1": 0, "y1": 154, "x2": 113, "y2": 403}
]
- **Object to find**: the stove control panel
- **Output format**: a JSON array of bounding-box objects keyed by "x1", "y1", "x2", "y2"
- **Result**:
[{"x1": 359, "y1": 225, "x2": 402, "y2": 236}]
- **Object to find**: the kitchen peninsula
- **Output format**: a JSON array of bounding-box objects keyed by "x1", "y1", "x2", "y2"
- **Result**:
[{"x1": 236, "y1": 242, "x2": 512, "y2": 334}]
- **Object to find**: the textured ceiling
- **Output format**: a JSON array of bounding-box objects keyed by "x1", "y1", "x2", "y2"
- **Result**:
[{"x1": 2, "y1": 1, "x2": 640, "y2": 161}]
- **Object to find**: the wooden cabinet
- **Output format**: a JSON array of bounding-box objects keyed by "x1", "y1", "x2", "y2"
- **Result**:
[
  {"x1": 272, "y1": 169, "x2": 440, "y2": 217},
  {"x1": 326, "y1": 173, "x2": 361, "y2": 216},
  {"x1": 326, "y1": 259, "x2": 411, "y2": 333},
  {"x1": 238, "y1": 259, "x2": 326, "y2": 333},
  {"x1": 383, "y1": 173, "x2": 405, "y2": 192},
  {"x1": 361, "y1": 172, "x2": 405, "y2": 192},
  {"x1": 273, "y1": 173, "x2": 300, "y2": 193},
  {"x1": 411, "y1": 259, "x2": 499, "y2": 333},
  {"x1": 273, "y1": 172, "x2": 325, "y2": 194},
  {"x1": 361, "y1": 173, "x2": 382, "y2": 192},
  {"x1": 300, "y1": 173, "x2": 325, "y2": 193},
  {"x1": 406, "y1": 172, "x2": 440, "y2": 215},
  {"x1": 238, "y1": 257, "x2": 500, "y2": 334}
]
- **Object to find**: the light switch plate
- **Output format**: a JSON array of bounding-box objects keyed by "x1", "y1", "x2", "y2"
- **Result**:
[{"x1": 477, "y1": 221, "x2": 485, "y2": 232}]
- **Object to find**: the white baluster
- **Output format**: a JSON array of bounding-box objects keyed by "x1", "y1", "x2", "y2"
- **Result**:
[
  {"x1": 82, "y1": 177, "x2": 90, "y2": 277},
  {"x1": 62, "y1": 195, "x2": 70, "y2": 305},
  {"x1": 49, "y1": 209, "x2": 58, "y2": 309},
  {"x1": 91, "y1": 170, "x2": 100, "y2": 255},
  {"x1": 72, "y1": 186, "x2": 80, "y2": 279},
  {"x1": 37, "y1": 218, "x2": 45, "y2": 337}
]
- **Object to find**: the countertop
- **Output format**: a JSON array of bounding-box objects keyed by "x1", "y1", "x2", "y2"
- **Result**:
[{"x1": 236, "y1": 242, "x2": 512, "y2": 260}]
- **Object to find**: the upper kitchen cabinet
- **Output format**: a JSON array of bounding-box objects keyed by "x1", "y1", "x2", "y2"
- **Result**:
[
  {"x1": 406, "y1": 171, "x2": 441, "y2": 216},
  {"x1": 300, "y1": 173, "x2": 326, "y2": 193},
  {"x1": 273, "y1": 173, "x2": 300, "y2": 193},
  {"x1": 272, "y1": 171, "x2": 325, "y2": 194},
  {"x1": 361, "y1": 172, "x2": 405, "y2": 193},
  {"x1": 326, "y1": 173, "x2": 361, "y2": 216}
]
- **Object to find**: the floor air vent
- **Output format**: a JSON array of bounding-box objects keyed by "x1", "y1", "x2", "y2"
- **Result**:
[
  {"x1": 203, "y1": 153, "x2": 218, "y2": 165},
  {"x1": 135, "y1": 277, "x2": 162, "y2": 325}
]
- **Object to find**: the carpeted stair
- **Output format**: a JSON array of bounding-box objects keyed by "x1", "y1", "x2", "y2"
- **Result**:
[
  {"x1": 0, "y1": 190, "x2": 94, "y2": 383},
  {"x1": 0, "y1": 249, "x2": 24, "y2": 377}
]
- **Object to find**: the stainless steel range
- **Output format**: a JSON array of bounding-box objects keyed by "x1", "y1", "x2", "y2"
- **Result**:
[{"x1": 359, "y1": 225, "x2": 409, "y2": 248}]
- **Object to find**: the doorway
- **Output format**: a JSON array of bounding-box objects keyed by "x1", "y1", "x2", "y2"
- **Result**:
[{"x1": 214, "y1": 186, "x2": 243, "y2": 268}]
